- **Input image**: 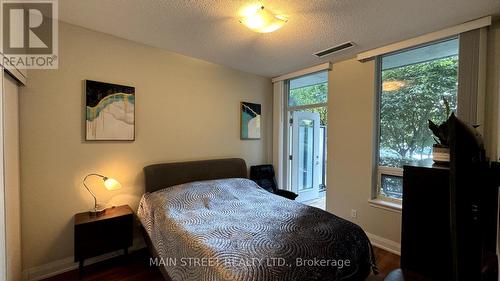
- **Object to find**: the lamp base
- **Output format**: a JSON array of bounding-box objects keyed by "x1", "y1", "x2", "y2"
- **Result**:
[{"x1": 88, "y1": 206, "x2": 106, "y2": 217}]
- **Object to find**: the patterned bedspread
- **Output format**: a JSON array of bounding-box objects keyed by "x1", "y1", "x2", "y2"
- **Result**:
[{"x1": 138, "y1": 178, "x2": 375, "y2": 281}]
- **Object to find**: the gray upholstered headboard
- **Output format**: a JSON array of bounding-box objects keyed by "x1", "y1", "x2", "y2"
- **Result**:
[{"x1": 144, "y1": 158, "x2": 247, "y2": 193}]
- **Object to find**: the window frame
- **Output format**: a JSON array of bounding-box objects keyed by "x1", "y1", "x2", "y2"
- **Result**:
[{"x1": 373, "y1": 37, "x2": 460, "y2": 204}]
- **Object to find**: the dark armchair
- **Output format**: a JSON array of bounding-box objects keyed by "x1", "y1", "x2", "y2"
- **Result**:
[{"x1": 249, "y1": 165, "x2": 298, "y2": 200}]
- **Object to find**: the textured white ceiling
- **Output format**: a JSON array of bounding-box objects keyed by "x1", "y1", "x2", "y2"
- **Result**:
[{"x1": 58, "y1": 0, "x2": 500, "y2": 77}]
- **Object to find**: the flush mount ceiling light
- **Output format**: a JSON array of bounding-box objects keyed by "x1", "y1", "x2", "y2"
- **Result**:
[{"x1": 239, "y1": 5, "x2": 288, "y2": 33}]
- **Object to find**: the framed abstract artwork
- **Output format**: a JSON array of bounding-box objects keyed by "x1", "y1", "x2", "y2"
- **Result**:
[
  {"x1": 85, "y1": 80, "x2": 135, "y2": 141},
  {"x1": 241, "y1": 102, "x2": 261, "y2": 140}
]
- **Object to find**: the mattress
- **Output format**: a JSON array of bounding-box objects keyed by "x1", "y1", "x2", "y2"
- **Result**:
[{"x1": 138, "y1": 178, "x2": 375, "y2": 281}]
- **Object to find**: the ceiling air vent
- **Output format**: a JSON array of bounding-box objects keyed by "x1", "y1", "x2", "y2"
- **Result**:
[{"x1": 314, "y1": 42, "x2": 356, "y2": 58}]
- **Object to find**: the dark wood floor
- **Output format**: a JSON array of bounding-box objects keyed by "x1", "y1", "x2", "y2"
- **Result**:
[
  {"x1": 367, "y1": 247, "x2": 401, "y2": 281},
  {"x1": 43, "y1": 247, "x2": 400, "y2": 281}
]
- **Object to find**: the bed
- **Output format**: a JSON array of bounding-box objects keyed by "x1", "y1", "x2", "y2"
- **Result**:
[{"x1": 138, "y1": 158, "x2": 376, "y2": 281}]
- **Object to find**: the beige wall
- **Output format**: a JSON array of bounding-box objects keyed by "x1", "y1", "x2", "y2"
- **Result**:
[
  {"x1": 327, "y1": 20, "x2": 500, "y2": 250},
  {"x1": 326, "y1": 58, "x2": 402, "y2": 245},
  {"x1": 20, "y1": 22, "x2": 272, "y2": 270}
]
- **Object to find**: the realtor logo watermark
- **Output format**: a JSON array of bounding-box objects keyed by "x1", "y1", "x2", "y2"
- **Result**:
[{"x1": 1, "y1": 0, "x2": 58, "y2": 69}]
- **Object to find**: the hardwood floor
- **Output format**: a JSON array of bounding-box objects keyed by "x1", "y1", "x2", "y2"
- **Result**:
[
  {"x1": 367, "y1": 247, "x2": 401, "y2": 281},
  {"x1": 43, "y1": 247, "x2": 399, "y2": 281}
]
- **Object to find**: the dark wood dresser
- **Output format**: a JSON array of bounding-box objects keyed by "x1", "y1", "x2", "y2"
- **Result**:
[
  {"x1": 74, "y1": 205, "x2": 133, "y2": 277},
  {"x1": 402, "y1": 162, "x2": 499, "y2": 281},
  {"x1": 401, "y1": 163, "x2": 452, "y2": 280}
]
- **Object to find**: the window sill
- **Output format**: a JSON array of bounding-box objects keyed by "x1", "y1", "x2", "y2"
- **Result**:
[{"x1": 368, "y1": 199, "x2": 402, "y2": 213}]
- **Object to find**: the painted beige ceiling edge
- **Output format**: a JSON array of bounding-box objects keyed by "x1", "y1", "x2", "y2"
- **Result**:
[{"x1": 58, "y1": 0, "x2": 500, "y2": 77}]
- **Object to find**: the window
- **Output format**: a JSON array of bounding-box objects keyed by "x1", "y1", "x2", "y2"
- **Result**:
[
  {"x1": 376, "y1": 38, "x2": 459, "y2": 202},
  {"x1": 288, "y1": 73, "x2": 328, "y2": 106}
]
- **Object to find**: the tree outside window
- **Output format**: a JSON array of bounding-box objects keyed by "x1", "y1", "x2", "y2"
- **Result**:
[
  {"x1": 377, "y1": 38, "x2": 459, "y2": 200},
  {"x1": 379, "y1": 56, "x2": 458, "y2": 168}
]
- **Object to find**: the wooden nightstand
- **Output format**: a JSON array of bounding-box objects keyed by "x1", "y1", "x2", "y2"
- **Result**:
[{"x1": 74, "y1": 205, "x2": 133, "y2": 279}]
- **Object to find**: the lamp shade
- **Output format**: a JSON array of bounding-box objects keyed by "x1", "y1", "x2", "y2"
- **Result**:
[
  {"x1": 103, "y1": 177, "x2": 122, "y2": 191},
  {"x1": 239, "y1": 6, "x2": 287, "y2": 33}
]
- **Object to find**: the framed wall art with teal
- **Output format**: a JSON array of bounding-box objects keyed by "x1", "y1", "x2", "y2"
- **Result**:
[
  {"x1": 85, "y1": 80, "x2": 135, "y2": 141},
  {"x1": 240, "y1": 102, "x2": 261, "y2": 140}
]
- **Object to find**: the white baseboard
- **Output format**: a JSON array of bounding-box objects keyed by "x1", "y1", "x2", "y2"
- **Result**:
[
  {"x1": 365, "y1": 232, "x2": 401, "y2": 256},
  {"x1": 22, "y1": 238, "x2": 145, "y2": 281}
]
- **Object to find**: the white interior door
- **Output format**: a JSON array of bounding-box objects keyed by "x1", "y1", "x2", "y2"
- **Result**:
[{"x1": 291, "y1": 111, "x2": 320, "y2": 202}]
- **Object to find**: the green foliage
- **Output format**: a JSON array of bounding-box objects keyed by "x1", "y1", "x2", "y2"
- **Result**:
[
  {"x1": 289, "y1": 83, "x2": 328, "y2": 125},
  {"x1": 380, "y1": 56, "x2": 458, "y2": 167},
  {"x1": 301, "y1": 107, "x2": 327, "y2": 126}
]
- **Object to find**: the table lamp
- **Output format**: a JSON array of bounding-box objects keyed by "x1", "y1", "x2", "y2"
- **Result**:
[{"x1": 82, "y1": 173, "x2": 122, "y2": 216}]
